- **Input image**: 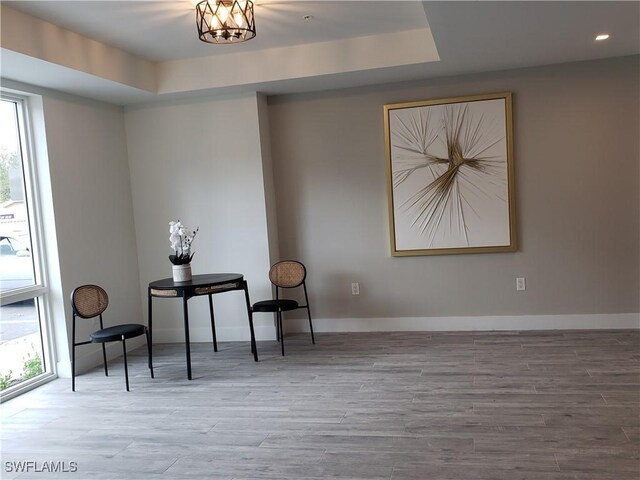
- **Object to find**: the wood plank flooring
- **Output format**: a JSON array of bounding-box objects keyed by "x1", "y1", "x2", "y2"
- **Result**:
[{"x1": 1, "y1": 330, "x2": 639, "y2": 479}]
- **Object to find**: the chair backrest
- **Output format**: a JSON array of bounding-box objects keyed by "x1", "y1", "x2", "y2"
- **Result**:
[
  {"x1": 269, "y1": 261, "x2": 306, "y2": 289},
  {"x1": 71, "y1": 285, "x2": 109, "y2": 319}
]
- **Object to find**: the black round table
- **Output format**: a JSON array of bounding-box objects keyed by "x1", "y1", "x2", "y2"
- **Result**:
[{"x1": 148, "y1": 273, "x2": 258, "y2": 380}]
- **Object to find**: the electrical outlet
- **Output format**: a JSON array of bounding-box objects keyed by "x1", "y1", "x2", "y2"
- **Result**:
[
  {"x1": 351, "y1": 282, "x2": 360, "y2": 295},
  {"x1": 516, "y1": 277, "x2": 526, "y2": 291}
]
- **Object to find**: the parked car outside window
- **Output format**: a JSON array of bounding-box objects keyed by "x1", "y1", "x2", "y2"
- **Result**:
[{"x1": 0, "y1": 235, "x2": 34, "y2": 291}]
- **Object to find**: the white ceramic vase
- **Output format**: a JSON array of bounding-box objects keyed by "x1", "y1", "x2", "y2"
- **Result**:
[{"x1": 172, "y1": 264, "x2": 192, "y2": 282}]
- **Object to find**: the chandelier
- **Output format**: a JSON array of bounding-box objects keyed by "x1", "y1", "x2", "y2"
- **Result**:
[{"x1": 196, "y1": 0, "x2": 256, "y2": 44}]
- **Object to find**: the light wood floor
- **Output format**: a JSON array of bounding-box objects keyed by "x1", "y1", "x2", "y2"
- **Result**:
[{"x1": 2, "y1": 330, "x2": 639, "y2": 479}]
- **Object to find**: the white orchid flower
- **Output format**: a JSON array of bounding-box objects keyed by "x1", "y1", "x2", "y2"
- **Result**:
[
  {"x1": 169, "y1": 221, "x2": 182, "y2": 235},
  {"x1": 170, "y1": 234, "x2": 181, "y2": 250},
  {"x1": 168, "y1": 221, "x2": 198, "y2": 263}
]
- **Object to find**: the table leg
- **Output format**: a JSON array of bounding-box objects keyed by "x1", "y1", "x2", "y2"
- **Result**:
[
  {"x1": 183, "y1": 295, "x2": 192, "y2": 380},
  {"x1": 208, "y1": 294, "x2": 218, "y2": 352},
  {"x1": 147, "y1": 290, "x2": 154, "y2": 377},
  {"x1": 243, "y1": 280, "x2": 258, "y2": 362}
]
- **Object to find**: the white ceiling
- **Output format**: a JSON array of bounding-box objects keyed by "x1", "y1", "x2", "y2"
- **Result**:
[
  {"x1": 424, "y1": 1, "x2": 640, "y2": 76},
  {"x1": 1, "y1": 1, "x2": 638, "y2": 105},
  {"x1": 3, "y1": 0, "x2": 429, "y2": 62}
]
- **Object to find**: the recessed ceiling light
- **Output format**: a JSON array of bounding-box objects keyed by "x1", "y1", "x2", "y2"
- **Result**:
[{"x1": 595, "y1": 34, "x2": 610, "y2": 41}]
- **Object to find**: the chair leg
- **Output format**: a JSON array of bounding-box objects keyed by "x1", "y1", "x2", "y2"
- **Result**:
[
  {"x1": 275, "y1": 315, "x2": 280, "y2": 342},
  {"x1": 71, "y1": 344, "x2": 76, "y2": 392},
  {"x1": 307, "y1": 306, "x2": 315, "y2": 345},
  {"x1": 278, "y1": 311, "x2": 285, "y2": 357},
  {"x1": 121, "y1": 337, "x2": 130, "y2": 391},
  {"x1": 146, "y1": 328, "x2": 154, "y2": 379},
  {"x1": 102, "y1": 343, "x2": 109, "y2": 376}
]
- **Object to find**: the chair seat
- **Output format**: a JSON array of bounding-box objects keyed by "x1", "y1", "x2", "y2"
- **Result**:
[
  {"x1": 252, "y1": 299, "x2": 299, "y2": 313},
  {"x1": 90, "y1": 324, "x2": 146, "y2": 343}
]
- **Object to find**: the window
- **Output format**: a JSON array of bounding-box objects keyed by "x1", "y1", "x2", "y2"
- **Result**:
[{"x1": 0, "y1": 94, "x2": 54, "y2": 398}]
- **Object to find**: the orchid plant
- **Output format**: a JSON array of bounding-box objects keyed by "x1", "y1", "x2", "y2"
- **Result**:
[{"x1": 169, "y1": 221, "x2": 199, "y2": 265}]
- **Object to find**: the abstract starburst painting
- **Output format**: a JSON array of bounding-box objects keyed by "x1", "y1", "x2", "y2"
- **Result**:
[{"x1": 384, "y1": 93, "x2": 516, "y2": 256}]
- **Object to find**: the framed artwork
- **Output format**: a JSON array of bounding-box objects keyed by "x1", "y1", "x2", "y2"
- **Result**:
[{"x1": 384, "y1": 92, "x2": 516, "y2": 256}]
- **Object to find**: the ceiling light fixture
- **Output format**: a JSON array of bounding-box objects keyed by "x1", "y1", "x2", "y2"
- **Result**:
[
  {"x1": 196, "y1": 0, "x2": 256, "y2": 44},
  {"x1": 595, "y1": 34, "x2": 610, "y2": 41}
]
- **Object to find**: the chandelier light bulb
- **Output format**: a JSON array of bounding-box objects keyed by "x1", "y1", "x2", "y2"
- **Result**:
[
  {"x1": 218, "y1": 5, "x2": 229, "y2": 24},
  {"x1": 234, "y1": 12, "x2": 244, "y2": 28}
]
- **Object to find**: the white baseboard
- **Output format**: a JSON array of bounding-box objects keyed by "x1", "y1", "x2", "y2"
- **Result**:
[
  {"x1": 148, "y1": 313, "x2": 639, "y2": 344},
  {"x1": 286, "y1": 313, "x2": 640, "y2": 333},
  {"x1": 152, "y1": 325, "x2": 277, "y2": 343}
]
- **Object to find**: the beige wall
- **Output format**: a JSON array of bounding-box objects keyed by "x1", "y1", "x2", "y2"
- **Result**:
[
  {"x1": 267, "y1": 56, "x2": 639, "y2": 326},
  {"x1": 124, "y1": 94, "x2": 276, "y2": 342},
  {"x1": 257, "y1": 93, "x2": 280, "y2": 267}
]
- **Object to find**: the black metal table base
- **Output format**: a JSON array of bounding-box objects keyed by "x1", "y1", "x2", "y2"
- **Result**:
[{"x1": 148, "y1": 274, "x2": 258, "y2": 380}]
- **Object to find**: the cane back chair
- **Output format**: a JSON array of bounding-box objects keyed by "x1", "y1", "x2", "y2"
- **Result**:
[
  {"x1": 251, "y1": 260, "x2": 315, "y2": 356},
  {"x1": 71, "y1": 285, "x2": 153, "y2": 391}
]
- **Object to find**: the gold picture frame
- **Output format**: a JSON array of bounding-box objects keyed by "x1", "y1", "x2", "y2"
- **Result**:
[{"x1": 384, "y1": 92, "x2": 516, "y2": 256}]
